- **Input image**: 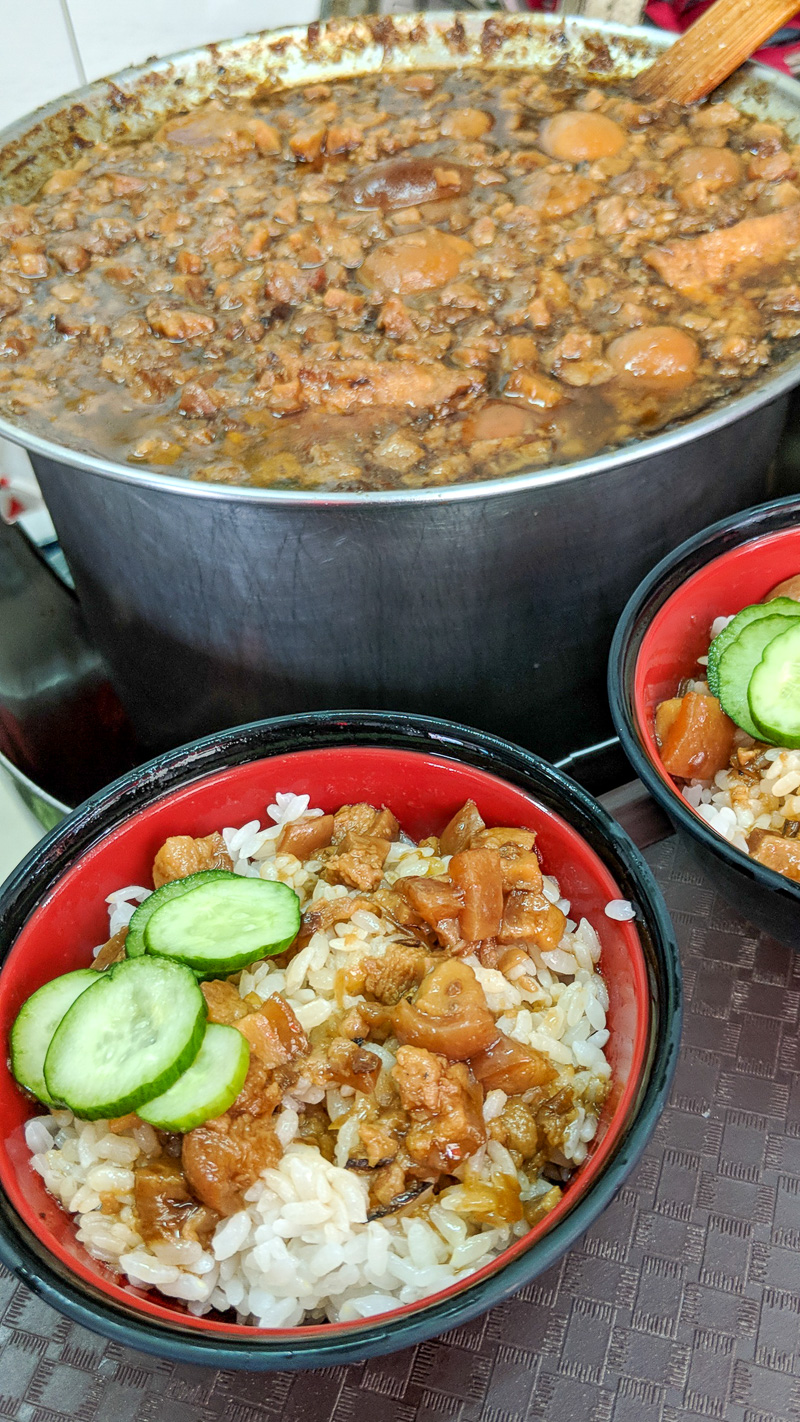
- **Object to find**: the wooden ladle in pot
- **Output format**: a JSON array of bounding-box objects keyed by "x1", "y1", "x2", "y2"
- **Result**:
[{"x1": 632, "y1": 0, "x2": 800, "y2": 104}]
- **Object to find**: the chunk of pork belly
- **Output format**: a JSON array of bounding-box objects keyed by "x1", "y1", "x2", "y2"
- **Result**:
[
  {"x1": 439, "y1": 799, "x2": 485, "y2": 856},
  {"x1": 646, "y1": 204, "x2": 800, "y2": 293},
  {"x1": 182, "y1": 1114, "x2": 282, "y2": 1216},
  {"x1": 152, "y1": 831, "x2": 232, "y2": 887},
  {"x1": 325, "y1": 831, "x2": 391, "y2": 891},
  {"x1": 392, "y1": 1045, "x2": 486, "y2": 1173},
  {"x1": 394, "y1": 959, "x2": 497, "y2": 1059}
]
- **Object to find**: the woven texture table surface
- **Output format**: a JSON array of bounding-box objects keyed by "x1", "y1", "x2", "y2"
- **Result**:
[{"x1": 2, "y1": 834, "x2": 799, "y2": 1422}]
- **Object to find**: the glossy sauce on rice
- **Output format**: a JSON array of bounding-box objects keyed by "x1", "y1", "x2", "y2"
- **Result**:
[{"x1": 25, "y1": 789, "x2": 616, "y2": 1326}]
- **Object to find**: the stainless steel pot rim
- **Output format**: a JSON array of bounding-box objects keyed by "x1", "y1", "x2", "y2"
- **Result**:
[
  {"x1": 8, "y1": 362, "x2": 799, "y2": 506},
  {"x1": 2, "y1": 10, "x2": 799, "y2": 507}
]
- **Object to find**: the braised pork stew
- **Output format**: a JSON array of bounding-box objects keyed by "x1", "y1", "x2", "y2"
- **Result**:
[{"x1": 2, "y1": 69, "x2": 799, "y2": 489}]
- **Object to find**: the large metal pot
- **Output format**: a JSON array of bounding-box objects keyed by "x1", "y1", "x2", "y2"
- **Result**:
[{"x1": 2, "y1": 12, "x2": 799, "y2": 764}]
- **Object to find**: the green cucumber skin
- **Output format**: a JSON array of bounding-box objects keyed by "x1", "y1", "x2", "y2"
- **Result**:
[
  {"x1": 43, "y1": 957, "x2": 207, "y2": 1121},
  {"x1": 748, "y1": 622, "x2": 800, "y2": 748},
  {"x1": 750, "y1": 706, "x2": 800, "y2": 749},
  {"x1": 717, "y1": 615, "x2": 800, "y2": 737},
  {"x1": 138, "y1": 1023, "x2": 250, "y2": 1132},
  {"x1": 708, "y1": 599, "x2": 800, "y2": 697},
  {"x1": 144, "y1": 930, "x2": 299, "y2": 975},
  {"x1": 10, "y1": 969, "x2": 98, "y2": 1107},
  {"x1": 144, "y1": 877, "x2": 301, "y2": 975},
  {"x1": 126, "y1": 869, "x2": 236, "y2": 957}
]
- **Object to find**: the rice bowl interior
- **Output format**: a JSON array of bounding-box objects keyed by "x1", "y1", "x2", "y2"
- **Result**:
[{"x1": 0, "y1": 743, "x2": 652, "y2": 1347}]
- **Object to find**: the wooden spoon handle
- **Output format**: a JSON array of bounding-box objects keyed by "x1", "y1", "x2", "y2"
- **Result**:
[{"x1": 632, "y1": 0, "x2": 800, "y2": 104}]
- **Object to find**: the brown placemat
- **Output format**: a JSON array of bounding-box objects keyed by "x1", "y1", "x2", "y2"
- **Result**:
[{"x1": 2, "y1": 834, "x2": 797, "y2": 1421}]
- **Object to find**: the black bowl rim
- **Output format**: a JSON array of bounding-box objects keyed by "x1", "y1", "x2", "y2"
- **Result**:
[
  {"x1": 0, "y1": 710, "x2": 681, "y2": 1370},
  {"x1": 608, "y1": 492, "x2": 800, "y2": 914}
]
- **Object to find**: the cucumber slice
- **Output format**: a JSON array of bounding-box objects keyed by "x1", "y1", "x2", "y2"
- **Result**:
[
  {"x1": 144, "y1": 876, "x2": 301, "y2": 974},
  {"x1": 138, "y1": 1022, "x2": 250, "y2": 1131},
  {"x1": 748, "y1": 621, "x2": 800, "y2": 747},
  {"x1": 126, "y1": 869, "x2": 235, "y2": 958},
  {"x1": 44, "y1": 956, "x2": 206, "y2": 1121},
  {"x1": 10, "y1": 969, "x2": 98, "y2": 1106},
  {"x1": 717, "y1": 614, "x2": 800, "y2": 737},
  {"x1": 707, "y1": 599, "x2": 800, "y2": 696}
]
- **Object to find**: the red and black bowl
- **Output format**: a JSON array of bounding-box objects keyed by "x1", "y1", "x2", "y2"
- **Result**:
[
  {"x1": 609, "y1": 496, "x2": 800, "y2": 948},
  {"x1": 0, "y1": 712, "x2": 680, "y2": 1369}
]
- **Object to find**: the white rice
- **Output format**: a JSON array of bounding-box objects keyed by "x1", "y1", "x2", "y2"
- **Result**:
[
  {"x1": 682, "y1": 745, "x2": 800, "y2": 856},
  {"x1": 604, "y1": 899, "x2": 636, "y2": 922},
  {"x1": 30, "y1": 791, "x2": 616, "y2": 1327}
]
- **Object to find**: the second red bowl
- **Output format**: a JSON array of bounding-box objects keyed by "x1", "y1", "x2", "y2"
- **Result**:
[{"x1": 610, "y1": 495, "x2": 800, "y2": 946}]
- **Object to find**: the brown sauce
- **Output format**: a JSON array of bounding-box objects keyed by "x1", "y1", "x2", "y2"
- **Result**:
[{"x1": 3, "y1": 70, "x2": 792, "y2": 490}]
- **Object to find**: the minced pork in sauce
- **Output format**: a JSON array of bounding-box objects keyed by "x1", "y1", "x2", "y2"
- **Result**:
[
  {"x1": 93, "y1": 798, "x2": 605, "y2": 1240},
  {"x1": 2, "y1": 70, "x2": 800, "y2": 489}
]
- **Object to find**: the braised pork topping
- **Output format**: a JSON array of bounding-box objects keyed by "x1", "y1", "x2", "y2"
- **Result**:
[{"x1": 128, "y1": 798, "x2": 607, "y2": 1238}]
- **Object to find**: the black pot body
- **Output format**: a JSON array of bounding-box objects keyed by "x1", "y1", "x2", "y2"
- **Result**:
[{"x1": 32, "y1": 397, "x2": 785, "y2": 763}]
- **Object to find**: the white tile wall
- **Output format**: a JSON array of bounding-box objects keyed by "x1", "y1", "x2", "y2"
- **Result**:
[
  {"x1": 0, "y1": 436, "x2": 33, "y2": 501},
  {"x1": 69, "y1": 0, "x2": 318, "y2": 84},
  {"x1": 0, "y1": 1, "x2": 318, "y2": 127},
  {"x1": 0, "y1": 0, "x2": 319, "y2": 492},
  {"x1": 0, "y1": 2, "x2": 82, "y2": 132}
]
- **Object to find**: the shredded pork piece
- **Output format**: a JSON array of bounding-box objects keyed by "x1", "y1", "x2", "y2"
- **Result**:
[
  {"x1": 324, "y1": 1037, "x2": 383, "y2": 1093},
  {"x1": 499, "y1": 890, "x2": 567, "y2": 949},
  {"x1": 748, "y1": 829, "x2": 800, "y2": 882},
  {"x1": 278, "y1": 814, "x2": 335, "y2": 858},
  {"x1": 356, "y1": 943, "x2": 430, "y2": 1006},
  {"x1": 325, "y1": 832, "x2": 391, "y2": 891},
  {"x1": 332, "y1": 803, "x2": 399, "y2": 841},
  {"x1": 449, "y1": 848, "x2": 504, "y2": 941},
  {"x1": 394, "y1": 958, "x2": 497, "y2": 1059},
  {"x1": 201, "y1": 979, "x2": 252, "y2": 1025},
  {"x1": 235, "y1": 996, "x2": 309, "y2": 1069},
  {"x1": 182, "y1": 1114, "x2": 282, "y2": 1216},
  {"x1": 439, "y1": 799, "x2": 485, "y2": 856},
  {"x1": 392, "y1": 1045, "x2": 486, "y2": 1173},
  {"x1": 93, "y1": 927, "x2": 127, "y2": 970},
  {"x1": 133, "y1": 1159, "x2": 219, "y2": 1247},
  {"x1": 470, "y1": 1033, "x2": 556, "y2": 1094}
]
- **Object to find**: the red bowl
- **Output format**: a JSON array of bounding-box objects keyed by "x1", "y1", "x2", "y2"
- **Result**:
[
  {"x1": 0, "y1": 713, "x2": 679, "y2": 1369},
  {"x1": 610, "y1": 496, "x2": 800, "y2": 946}
]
